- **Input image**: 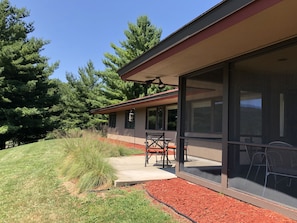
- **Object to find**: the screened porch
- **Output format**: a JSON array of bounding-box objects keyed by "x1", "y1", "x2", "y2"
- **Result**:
[{"x1": 177, "y1": 40, "x2": 297, "y2": 211}]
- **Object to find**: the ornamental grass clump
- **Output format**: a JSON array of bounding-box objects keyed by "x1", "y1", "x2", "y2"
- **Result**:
[{"x1": 60, "y1": 131, "x2": 120, "y2": 193}]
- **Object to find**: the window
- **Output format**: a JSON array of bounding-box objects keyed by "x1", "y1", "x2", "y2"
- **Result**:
[
  {"x1": 182, "y1": 68, "x2": 223, "y2": 183},
  {"x1": 190, "y1": 99, "x2": 222, "y2": 133},
  {"x1": 125, "y1": 110, "x2": 135, "y2": 129},
  {"x1": 166, "y1": 105, "x2": 177, "y2": 130},
  {"x1": 147, "y1": 105, "x2": 177, "y2": 130},
  {"x1": 147, "y1": 106, "x2": 164, "y2": 130},
  {"x1": 109, "y1": 113, "x2": 116, "y2": 128},
  {"x1": 147, "y1": 108, "x2": 157, "y2": 129},
  {"x1": 185, "y1": 68, "x2": 223, "y2": 134}
]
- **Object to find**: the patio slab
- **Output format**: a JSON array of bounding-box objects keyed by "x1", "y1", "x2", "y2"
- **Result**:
[{"x1": 108, "y1": 155, "x2": 177, "y2": 187}]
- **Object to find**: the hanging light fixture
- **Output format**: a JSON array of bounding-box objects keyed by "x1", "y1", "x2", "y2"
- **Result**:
[
  {"x1": 157, "y1": 77, "x2": 165, "y2": 89},
  {"x1": 144, "y1": 77, "x2": 165, "y2": 89}
]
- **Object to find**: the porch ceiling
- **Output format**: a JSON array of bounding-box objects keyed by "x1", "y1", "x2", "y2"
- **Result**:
[{"x1": 119, "y1": 0, "x2": 297, "y2": 86}]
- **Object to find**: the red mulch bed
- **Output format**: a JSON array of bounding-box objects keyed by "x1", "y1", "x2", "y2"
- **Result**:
[
  {"x1": 98, "y1": 137, "x2": 175, "y2": 155},
  {"x1": 145, "y1": 178, "x2": 296, "y2": 223},
  {"x1": 99, "y1": 137, "x2": 145, "y2": 151},
  {"x1": 102, "y1": 137, "x2": 297, "y2": 222}
]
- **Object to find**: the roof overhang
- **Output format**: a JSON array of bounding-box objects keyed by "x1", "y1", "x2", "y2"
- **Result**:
[
  {"x1": 91, "y1": 89, "x2": 178, "y2": 114},
  {"x1": 118, "y1": 0, "x2": 297, "y2": 86}
]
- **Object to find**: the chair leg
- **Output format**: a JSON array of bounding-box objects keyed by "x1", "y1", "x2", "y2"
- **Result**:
[
  {"x1": 287, "y1": 178, "x2": 292, "y2": 187},
  {"x1": 254, "y1": 166, "x2": 261, "y2": 181},
  {"x1": 262, "y1": 173, "x2": 269, "y2": 196},
  {"x1": 246, "y1": 155, "x2": 262, "y2": 181},
  {"x1": 246, "y1": 162, "x2": 253, "y2": 180},
  {"x1": 145, "y1": 151, "x2": 153, "y2": 167},
  {"x1": 145, "y1": 152, "x2": 148, "y2": 167}
]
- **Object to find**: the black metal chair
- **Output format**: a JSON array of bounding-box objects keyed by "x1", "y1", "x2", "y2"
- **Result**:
[
  {"x1": 144, "y1": 132, "x2": 167, "y2": 168},
  {"x1": 262, "y1": 141, "x2": 297, "y2": 195}
]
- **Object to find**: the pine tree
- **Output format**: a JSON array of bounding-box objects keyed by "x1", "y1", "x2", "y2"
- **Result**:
[
  {"x1": 58, "y1": 61, "x2": 107, "y2": 130},
  {"x1": 99, "y1": 15, "x2": 167, "y2": 103},
  {"x1": 0, "y1": 0, "x2": 59, "y2": 149}
]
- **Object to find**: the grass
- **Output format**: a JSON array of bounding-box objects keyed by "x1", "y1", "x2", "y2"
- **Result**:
[
  {"x1": 59, "y1": 130, "x2": 142, "y2": 192},
  {"x1": 0, "y1": 136, "x2": 178, "y2": 222}
]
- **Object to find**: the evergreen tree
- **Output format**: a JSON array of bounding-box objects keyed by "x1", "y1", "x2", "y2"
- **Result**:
[
  {"x1": 59, "y1": 61, "x2": 107, "y2": 130},
  {"x1": 0, "y1": 0, "x2": 59, "y2": 149},
  {"x1": 99, "y1": 15, "x2": 168, "y2": 103}
]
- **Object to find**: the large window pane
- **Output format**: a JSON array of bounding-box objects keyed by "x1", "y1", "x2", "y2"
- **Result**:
[
  {"x1": 228, "y1": 43, "x2": 297, "y2": 211},
  {"x1": 109, "y1": 113, "x2": 116, "y2": 128},
  {"x1": 166, "y1": 105, "x2": 177, "y2": 130},
  {"x1": 147, "y1": 106, "x2": 164, "y2": 130},
  {"x1": 182, "y1": 68, "x2": 223, "y2": 184},
  {"x1": 147, "y1": 108, "x2": 156, "y2": 130}
]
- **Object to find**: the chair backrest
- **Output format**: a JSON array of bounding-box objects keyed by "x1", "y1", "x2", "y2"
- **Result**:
[
  {"x1": 172, "y1": 132, "x2": 188, "y2": 147},
  {"x1": 244, "y1": 143, "x2": 264, "y2": 164},
  {"x1": 145, "y1": 132, "x2": 165, "y2": 149},
  {"x1": 266, "y1": 141, "x2": 297, "y2": 176},
  {"x1": 245, "y1": 145, "x2": 258, "y2": 161},
  {"x1": 268, "y1": 141, "x2": 293, "y2": 148}
]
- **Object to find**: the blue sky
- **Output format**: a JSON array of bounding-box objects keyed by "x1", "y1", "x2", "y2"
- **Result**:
[{"x1": 10, "y1": 0, "x2": 221, "y2": 82}]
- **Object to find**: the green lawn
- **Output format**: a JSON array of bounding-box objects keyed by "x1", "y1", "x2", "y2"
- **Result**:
[{"x1": 0, "y1": 139, "x2": 178, "y2": 223}]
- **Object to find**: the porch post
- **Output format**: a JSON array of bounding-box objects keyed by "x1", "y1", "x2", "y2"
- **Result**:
[
  {"x1": 175, "y1": 75, "x2": 186, "y2": 172},
  {"x1": 221, "y1": 63, "x2": 230, "y2": 189}
]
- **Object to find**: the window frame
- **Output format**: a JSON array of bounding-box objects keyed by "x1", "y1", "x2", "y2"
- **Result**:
[
  {"x1": 146, "y1": 105, "x2": 177, "y2": 131},
  {"x1": 108, "y1": 113, "x2": 116, "y2": 128},
  {"x1": 166, "y1": 104, "x2": 178, "y2": 131},
  {"x1": 146, "y1": 106, "x2": 164, "y2": 130}
]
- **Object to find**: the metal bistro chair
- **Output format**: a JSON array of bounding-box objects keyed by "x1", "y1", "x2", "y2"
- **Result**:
[
  {"x1": 245, "y1": 143, "x2": 266, "y2": 181},
  {"x1": 144, "y1": 132, "x2": 167, "y2": 168},
  {"x1": 263, "y1": 141, "x2": 297, "y2": 195}
]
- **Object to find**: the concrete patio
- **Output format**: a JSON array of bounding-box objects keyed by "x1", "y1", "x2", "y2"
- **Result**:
[{"x1": 108, "y1": 155, "x2": 177, "y2": 187}]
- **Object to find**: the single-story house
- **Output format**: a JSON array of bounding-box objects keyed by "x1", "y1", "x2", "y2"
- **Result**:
[
  {"x1": 92, "y1": 0, "x2": 297, "y2": 219},
  {"x1": 91, "y1": 88, "x2": 179, "y2": 146}
]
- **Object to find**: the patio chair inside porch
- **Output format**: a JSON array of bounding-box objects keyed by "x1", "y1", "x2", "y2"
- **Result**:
[
  {"x1": 263, "y1": 141, "x2": 297, "y2": 195},
  {"x1": 145, "y1": 132, "x2": 167, "y2": 168},
  {"x1": 167, "y1": 133, "x2": 188, "y2": 161},
  {"x1": 245, "y1": 143, "x2": 266, "y2": 181}
]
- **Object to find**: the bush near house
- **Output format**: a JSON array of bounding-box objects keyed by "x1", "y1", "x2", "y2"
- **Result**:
[{"x1": 59, "y1": 130, "x2": 142, "y2": 192}]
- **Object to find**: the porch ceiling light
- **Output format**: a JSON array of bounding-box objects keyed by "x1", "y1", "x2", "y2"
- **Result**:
[
  {"x1": 145, "y1": 77, "x2": 165, "y2": 89},
  {"x1": 145, "y1": 80, "x2": 154, "y2": 86},
  {"x1": 157, "y1": 77, "x2": 165, "y2": 89}
]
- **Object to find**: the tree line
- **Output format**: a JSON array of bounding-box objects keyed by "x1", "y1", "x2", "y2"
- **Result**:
[{"x1": 0, "y1": 0, "x2": 172, "y2": 149}]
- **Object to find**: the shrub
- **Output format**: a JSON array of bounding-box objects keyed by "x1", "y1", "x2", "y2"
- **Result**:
[{"x1": 59, "y1": 130, "x2": 141, "y2": 193}]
